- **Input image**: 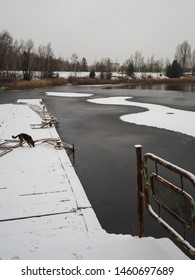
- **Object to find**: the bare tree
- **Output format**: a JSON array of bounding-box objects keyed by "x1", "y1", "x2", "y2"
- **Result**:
[
  {"x1": 95, "y1": 58, "x2": 112, "y2": 79},
  {"x1": 37, "y1": 44, "x2": 46, "y2": 72},
  {"x1": 0, "y1": 30, "x2": 22, "y2": 82},
  {"x1": 21, "y1": 39, "x2": 35, "y2": 80},
  {"x1": 11, "y1": 40, "x2": 22, "y2": 71},
  {"x1": 70, "y1": 53, "x2": 79, "y2": 73},
  {"x1": 36, "y1": 43, "x2": 61, "y2": 76},
  {"x1": 191, "y1": 49, "x2": 195, "y2": 74},
  {"x1": 125, "y1": 52, "x2": 146, "y2": 73},
  {"x1": 0, "y1": 29, "x2": 61, "y2": 82},
  {"x1": 0, "y1": 30, "x2": 13, "y2": 71},
  {"x1": 175, "y1": 40, "x2": 191, "y2": 73},
  {"x1": 61, "y1": 59, "x2": 71, "y2": 71},
  {"x1": 145, "y1": 55, "x2": 155, "y2": 72},
  {"x1": 45, "y1": 43, "x2": 54, "y2": 77},
  {"x1": 133, "y1": 51, "x2": 145, "y2": 72}
]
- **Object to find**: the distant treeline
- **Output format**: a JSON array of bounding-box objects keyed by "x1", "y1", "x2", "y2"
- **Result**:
[{"x1": 0, "y1": 30, "x2": 195, "y2": 83}]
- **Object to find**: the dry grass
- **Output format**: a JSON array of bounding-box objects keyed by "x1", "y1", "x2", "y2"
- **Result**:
[
  {"x1": 127, "y1": 76, "x2": 195, "y2": 85},
  {"x1": 68, "y1": 76, "x2": 195, "y2": 86},
  {"x1": 67, "y1": 76, "x2": 122, "y2": 85},
  {"x1": 9, "y1": 78, "x2": 67, "y2": 90}
]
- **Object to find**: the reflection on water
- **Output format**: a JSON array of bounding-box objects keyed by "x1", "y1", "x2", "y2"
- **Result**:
[{"x1": 112, "y1": 82, "x2": 195, "y2": 92}]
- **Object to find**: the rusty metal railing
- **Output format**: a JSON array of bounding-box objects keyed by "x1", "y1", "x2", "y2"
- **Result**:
[{"x1": 135, "y1": 145, "x2": 195, "y2": 256}]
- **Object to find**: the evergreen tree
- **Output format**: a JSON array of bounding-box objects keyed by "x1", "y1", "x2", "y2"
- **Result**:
[
  {"x1": 105, "y1": 58, "x2": 112, "y2": 80},
  {"x1": 126, "y1": 61, "x2": 135, "y2": 77},
  {"x1": 166, "y1": 60, "x2": 182, "y2": 78},
  {"x1": 81, "y1": 57, "x2": 88, "y2": 71}
]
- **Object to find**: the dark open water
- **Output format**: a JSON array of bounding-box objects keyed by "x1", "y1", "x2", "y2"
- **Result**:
[{"x1": 1, "y1": 82, "x2": 195, "y2": 258}]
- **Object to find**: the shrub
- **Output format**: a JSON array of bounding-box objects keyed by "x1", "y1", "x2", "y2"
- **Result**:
[{"x1": 89, "y1": 70, "x2": 96, "y2": 78}]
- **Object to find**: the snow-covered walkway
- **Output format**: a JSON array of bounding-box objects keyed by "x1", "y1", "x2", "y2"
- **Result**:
[{"x1": 0, "y1": 99, "x2": 189, "y2": 259}]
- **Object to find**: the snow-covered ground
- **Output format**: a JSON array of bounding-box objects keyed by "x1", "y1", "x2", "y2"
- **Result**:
[
  {"x1": 55, "y1": 71, "x2": 167, "y2": 80},
  {"x1": 2, "y1": 71, "x2": 167, "y2": 81},
  {"x1": 0, "y1": 98, "x2": 189, "y2": 259}
]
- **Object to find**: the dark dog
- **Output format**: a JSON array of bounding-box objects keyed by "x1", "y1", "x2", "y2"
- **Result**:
[{"x1": 12, "y1": 133, "x2": 35, "y2": 147}]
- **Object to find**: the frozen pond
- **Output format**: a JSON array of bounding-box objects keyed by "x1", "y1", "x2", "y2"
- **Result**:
[{"x1": 1, "y1": 82, "x2": 195, "y2": 256}]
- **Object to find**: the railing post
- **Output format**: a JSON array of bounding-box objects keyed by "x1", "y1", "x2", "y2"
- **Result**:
[{"x1": 134, "y1": 144, "x2": 144, "y2": 237}]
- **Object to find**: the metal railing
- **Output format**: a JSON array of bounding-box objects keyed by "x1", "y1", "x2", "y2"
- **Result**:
[{"x1": 135, "y1": 145, "x2": 195, "y2": 256}]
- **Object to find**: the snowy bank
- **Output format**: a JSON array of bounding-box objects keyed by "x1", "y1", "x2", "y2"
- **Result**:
[
  {"x1": 0, "y1": 99, "x2": 189, "y2": 259},
  {"x1": 55, "y1": 71, "x2": 167, "y2": 80}
]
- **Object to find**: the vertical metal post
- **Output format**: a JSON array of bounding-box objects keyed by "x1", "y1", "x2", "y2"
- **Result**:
[
  {"x1": 134, "y1": 144, "x2": 144, "y2": 237},
  {"x1": 72, "y1": 144, "x2": 75, "y2": 164}
]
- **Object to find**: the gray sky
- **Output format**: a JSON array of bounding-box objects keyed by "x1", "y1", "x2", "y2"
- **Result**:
[{"x1": 0, "y1": 0, "x2": 195, "y2": 64}]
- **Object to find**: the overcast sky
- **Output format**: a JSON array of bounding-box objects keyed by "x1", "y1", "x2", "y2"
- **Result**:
[{"x1": 0, "y1": 0, "x2": 195, "y2": 64}]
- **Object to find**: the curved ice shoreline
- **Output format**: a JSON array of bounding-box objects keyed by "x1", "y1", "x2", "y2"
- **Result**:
[
  {"x1": 46, "y1": 92, "x2": 93, "y2": 97},
  {"x1": 88, "y1": 96, "x2": 195, "y2": 138}
]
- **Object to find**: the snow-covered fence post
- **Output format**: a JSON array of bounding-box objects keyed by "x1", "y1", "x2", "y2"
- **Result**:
[{"x1": 135, "y1": 144, "x2": 144, "y2": 237}]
